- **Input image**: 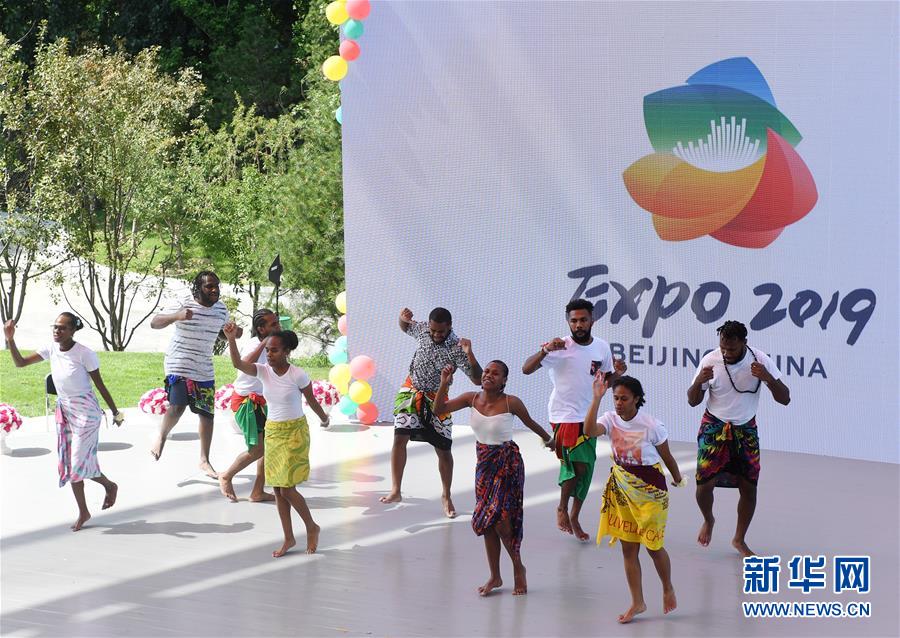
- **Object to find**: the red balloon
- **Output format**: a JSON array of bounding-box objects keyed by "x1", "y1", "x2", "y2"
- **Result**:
[
  {"x1": 337, "y1": 314, "x2": 348, "y2": 335},
  {"x1": 346, "y1": 0, "x2": 371, "y2": 20},
  {"x1": 339, "y1": 39, "x2": 360, "y2": 62},
  {"x1": 357, "y1": 402, "x2": 379, "y2": 424},
  {"x1": 349, "y1": 355, "x2": 376, "y2": 380}
]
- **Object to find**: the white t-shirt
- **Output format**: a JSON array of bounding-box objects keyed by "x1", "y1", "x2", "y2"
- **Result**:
[
  {"x1": 232, "y1": 340, "x2": 267, "y2": 396},
  {"x1": 693, "y1": 346, "x2": 782, "y2": 424},
  {"x1": 597, "y1": 410, "x2": 668, "y2": 466},
  {"x1": 162, "y1": 294, "x2": 229, "y2": 381},
  {"x1": 254, "y1": 363, "x2": 311, "y2": 422},
  {"x1": 37, "y1": 342, "x2": 99, "y2": 399},
  {"x1": 542, "y1": 336, "x2": 613, "y2": 423}
]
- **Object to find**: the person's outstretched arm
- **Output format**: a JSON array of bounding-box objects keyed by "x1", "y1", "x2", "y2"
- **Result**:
[
  {"x1": 508, "y1": 395, "x2": 553, "y2": 448},
  {"x1": 583, "y1": 372, "x2": 609, "y2": 438},
  {"x1": 433, "y1": 366, "x2": 476, "y2": 413},
  {"x1": 223, "y1": 322, "x2": 256, "y2": 376},
  {"x1": 3, "y1": 321, "x2": 43, "y2": 367},
  {"x1": 522, "y1": 337, "x2": 565, "y2": 375}
]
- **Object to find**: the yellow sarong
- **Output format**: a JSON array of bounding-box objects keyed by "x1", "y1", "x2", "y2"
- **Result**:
[
  {"x1": 264, "y1": 416, "x2": 310, "y2": 487},
  {"x1": 597, "y1": 463, "x2": 668, "y2": 550}
]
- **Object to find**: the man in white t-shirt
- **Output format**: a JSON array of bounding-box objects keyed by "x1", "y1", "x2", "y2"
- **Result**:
[
  {"x1": 687, "y1": 320, "x2": 790, "y2": 557},
  {"x1": 522, "y1": 298, "x2": 626, "y2": 541},
  {"x1": 149, "y1": 271, "x2": 239, "y2": 478}
]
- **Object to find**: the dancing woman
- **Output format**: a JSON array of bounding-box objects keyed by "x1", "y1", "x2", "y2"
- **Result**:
[
  {"x1": 585, "y1": 374, "x2": 683, "y2": 623},
  {"x1": 223, "y1": 322, "x2": 329, "y2": 556},
  {"x1": 434, "y1": 360, "x2": 553, "y2": 596},
  {"x1": 5, "y1": 314, "x2": 123, "y2": 531}
]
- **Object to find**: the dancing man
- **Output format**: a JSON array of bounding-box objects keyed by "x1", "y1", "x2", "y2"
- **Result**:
[
  {"x1": 687, "y1": 320, "x2": 790, "y2": 557},
  {"x1": 381, "y1": 307, "x2": 483, "y2": 518},
  {"x1": 522, "y1": 298, "x2": 625, "y2": 541},
  {"x1": 150, "y1": 270, "x2": 236, "y2": 477},
  {"x1": 5, "y1": 314, "x2": 124, "y2": 531},
  {"x1": 217, "y1": 308, "x2": 281, "y2": 502}
]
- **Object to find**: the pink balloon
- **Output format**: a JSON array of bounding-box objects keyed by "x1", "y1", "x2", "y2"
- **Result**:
[
  {"x1": 346, "y1": 0, "x2": 371, "y2": 20},
  {"x1": 357, "y1": 402, "x2": 379, "y2": 424},
  {"x1": 349, "y1": 355, "x2": 376, "y2": 380},
  {"x1": 339, "y1": 39, "x2": 360, "y2": 62},
  {"x1": 338, "y1": 314, "x2": 348, "y2": 335}
]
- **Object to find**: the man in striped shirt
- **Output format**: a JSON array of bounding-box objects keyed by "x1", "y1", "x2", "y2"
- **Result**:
[{"x1": 150, "y1": 271, "x2": 239, "y2": 477}]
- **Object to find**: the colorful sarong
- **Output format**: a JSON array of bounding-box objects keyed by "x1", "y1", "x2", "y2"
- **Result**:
[
  {"x1": 264, "y1": 416, "x2": 310, "y2": 487},
  {"x1": 55, "y1": 393, "x2": 104, "y2": 487},
  {"x1": 392, "y1": 377, "x2": 453, "y2": 450},
  {"x1": 597, "y1": 463, "x2": 669, "y2": 550},
  {"x1": 552, "y1": 422, "x2": 596, "y2": 501},
  {"x1": 472, "y1": 440, "x2": 525, "y2": 555},
  {"x1": 165, "y1": 375, "x2": 215, "y2": 417},
  {"x1": 696, "y1": 410, "x2": 760, "y2": 488},
  {"x1": 231, "y1": 392, "x2": 267, "y2": 450}
]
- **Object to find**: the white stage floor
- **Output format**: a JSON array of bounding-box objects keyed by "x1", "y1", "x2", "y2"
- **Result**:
[{"x1": 2, "y1": 409, "x2": 898, "y2": 637}]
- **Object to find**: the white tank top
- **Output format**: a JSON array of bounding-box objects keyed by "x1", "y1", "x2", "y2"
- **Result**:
[{"x1": 469, "y1": 398, "x2": 515, "y2": 445}]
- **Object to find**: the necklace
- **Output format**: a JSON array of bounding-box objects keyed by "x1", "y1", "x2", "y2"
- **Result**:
[{"x1": 722, "y1": 347, "x2": 761, "y2": 394}]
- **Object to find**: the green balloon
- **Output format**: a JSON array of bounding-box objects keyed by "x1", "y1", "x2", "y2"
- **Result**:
[{"x1": 344, "y1": 19, "x2": 364, "y2": 39}]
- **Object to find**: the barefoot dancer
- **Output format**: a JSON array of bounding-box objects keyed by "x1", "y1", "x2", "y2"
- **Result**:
[
  {"x1": 435, "y1": 361, "x2": 554, "y2": 596},
  {"x1": 586, "y1": 375, "x2": 683, "y2": 624},
  {"x1": 687, "y1": 320, "x2": 790, "y2": 557},
  {"x1": 217, "y1": 309, "x2": 280, "y2": 503},
  {"x1": 224, "y1": 323, "x2": 329, "y2": 557},
  {"x1": 149, "y1": 271, "x2": 237, "y2": 478},
  {"x1": 522, "y1": 298, "x2": 625, "y2": 541},
  {"x1": 382, "y1": 307, "x2": 482, "y2": 518},
  {"x1": 5, "y1": 314, "x2": 124, "y2": 531}
]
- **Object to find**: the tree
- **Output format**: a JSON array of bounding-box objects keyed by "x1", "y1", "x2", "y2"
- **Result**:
[
  {"x1": 26, "y1": 35, "x2": 203, "y2": 350},
  {"x1": 0, "y1": 34, "x2": 68, "y2": 328}
]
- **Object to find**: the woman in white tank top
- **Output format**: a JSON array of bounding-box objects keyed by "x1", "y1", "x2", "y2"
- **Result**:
[{"x1": 434, "y1": 360, "x2": 553, "y2": 597}]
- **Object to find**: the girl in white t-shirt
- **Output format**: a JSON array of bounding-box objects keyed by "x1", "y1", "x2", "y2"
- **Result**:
[
  {"x1": 585, "y1": 374, "x2": 683, "y2": 624},
  {"x1": 4, "y1": 313, "x2": 124, "y2": 531},
  {"x1": 224, "y1": 322, "x2": 330, "y2": 557}
]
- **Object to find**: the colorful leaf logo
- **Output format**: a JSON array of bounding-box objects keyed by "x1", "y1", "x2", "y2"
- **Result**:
[{"x1": 623, "y1": 58, "x2": 817, "y2": 249}]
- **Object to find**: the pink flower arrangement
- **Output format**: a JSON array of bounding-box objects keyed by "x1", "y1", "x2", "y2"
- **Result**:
[
  {"x1": 311, "y1": 380, "x2": 340, "y2": 408},
  {"x1": 0, "y1": 403, "x2": 23, "y2": 433},
  {"x1": 215, "y1": 384, "x2": 236, "y2": 410},
  {"x1": 139, "y1": 388, "x2": 169, "y2": 415}
]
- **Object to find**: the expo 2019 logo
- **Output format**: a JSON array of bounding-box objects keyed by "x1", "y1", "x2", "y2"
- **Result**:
[{"x1": 623, "y1": 57, "x2": 818, "y2": 249}]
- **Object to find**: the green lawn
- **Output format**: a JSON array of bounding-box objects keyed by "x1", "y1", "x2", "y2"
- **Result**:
[{"x1": 0, "y1": 350, "x2": 328, "y2": 417}]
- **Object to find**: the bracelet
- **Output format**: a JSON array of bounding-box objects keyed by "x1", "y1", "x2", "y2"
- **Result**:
[{"x1": 540, "y1": 342, "x2": 550, "y2": 355}]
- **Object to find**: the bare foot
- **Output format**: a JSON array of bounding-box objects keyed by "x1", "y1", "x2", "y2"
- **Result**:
[
  {"x1": 199, "y1": 461, "x2": 218, "y2": 479},
  {"x1": 570, "y1": 516, "x2": 590, "y2": 542},
  {"x1": 379, "y1": 492, "x2": 402, "y2": 504},
  {"x1": 617, "y1": 602, "x2": 647, "y2": 624},
  {"x1": 101, "y1": 482, "x2": 118, "y2": 510},
  {"x1": 249, "y1": 491, "x2": 276, "y2": 503},
  {"x1": 305, "y1": 524, "x2": 320, "y2": 554},
  {"x1": 663, "y1": 588, "x2": 677, "y2": 614},
  {"x1": 557, "y1": 507, "x2": 573, "y2": 535},
  {"x1": 273, "y1": 537, "x2": 296, "y2": 558},
  {"x1": 512, "y1": 564, "x2": 527, "y2": 595},
  {"x1": 71, "y1": 512, "x2": 91, "y2": 531},
  {"x1": 150, "y1": 437, "x2": 164, "y2": 461},
  {"x1": 732, "y1": 539, "x2": 755, "y2": 557},
  {"x1": 218, "y1": 476, "x2": 237, "y2": 502},
  {"x1": 697, "y1": 518, "x2": 715, "y2": 546},
  {"x1": 478, "y1": 576, "x2": 503, "y2": 596},
  {"x1": 442, "y1": 495, "x2": 457, "y2": 519}
]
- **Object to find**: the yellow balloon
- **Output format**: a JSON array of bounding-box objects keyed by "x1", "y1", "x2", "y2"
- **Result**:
[
  {"x1": 329, "y1": 363, "x2": 351, "y2": 389},
  {"x1": 322, "y1": 56, "x2": 349, "y2": 82},
  {"x1": 335, "y1": 291, "x2": 347, "y2": 314},
  {"x1": 348, "y1": 380, "x2": 372, "y2": 404},
  {"x1": 325, "y1": 1, "x2": 349, "y2": 25},
  {"x1": 335, "y1": 378, "x2": 350, "y2": 396}
]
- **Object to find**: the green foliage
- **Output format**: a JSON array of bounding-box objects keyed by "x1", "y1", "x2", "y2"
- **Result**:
[{"x1": 24, "y1": 35, "x2": 204, "y2": 350}]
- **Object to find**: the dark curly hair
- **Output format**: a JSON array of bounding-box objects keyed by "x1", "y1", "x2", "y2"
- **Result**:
[
  {"x1": 58, "y1": 311, "x2": 84, "y2": 331},
  {"x1": 270, "y1": 330, "x2": 299, "y2": 351},
  {"x1": 611, "y1": 375, "x2": 646, "y2": 410},
  {"x1": 717, "y1": 320, "x2": 748, "y2": 341},
  {"x1": 250, "y1": 308, "x2": 276, "y2": 338}
]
